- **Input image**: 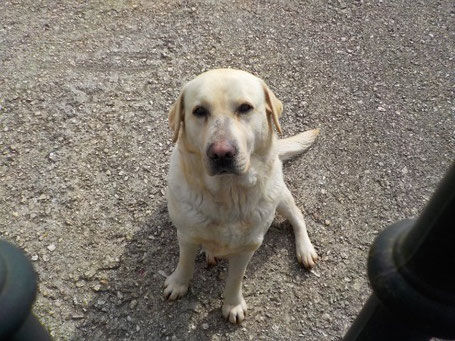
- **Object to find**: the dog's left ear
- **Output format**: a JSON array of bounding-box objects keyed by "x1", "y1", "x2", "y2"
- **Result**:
[
  {"x1": 168, "y1": 90, "x2": 185, "y2": 143},
  {"x1": 262, "y1": 82, "x2": 283, "y2": 134}
]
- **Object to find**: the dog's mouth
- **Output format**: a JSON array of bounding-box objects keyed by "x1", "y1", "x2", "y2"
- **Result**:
[
  {"x1": 208, "y1": 163, "x2": 240, "y2": 176},
  {"x1": 207, "y1": 158, "x2": 249, "y2": 176}
]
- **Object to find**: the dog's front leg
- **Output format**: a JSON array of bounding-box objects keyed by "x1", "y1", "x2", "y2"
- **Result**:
[
  {"x1": 164, "y1": 233, "x2": 199, "y2": 300},
  {"x1": 222, "y1": 251, "x2": 254, "y2": 324},
  {"x1": 277, "y1": 187, "x2": 318, "y2": 269}
]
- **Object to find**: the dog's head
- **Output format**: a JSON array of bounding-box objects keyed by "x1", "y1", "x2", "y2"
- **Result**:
[{"x1": 168, "y1": 69, "x2": 283, "y2": 176}]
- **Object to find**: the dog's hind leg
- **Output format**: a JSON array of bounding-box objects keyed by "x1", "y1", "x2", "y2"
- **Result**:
[
  {"x1": 164, "y1": 234, "x2": 199, "y2": 300},
  {"x1": 277, "y1": 187, "x2": 318, "y2": 269}
]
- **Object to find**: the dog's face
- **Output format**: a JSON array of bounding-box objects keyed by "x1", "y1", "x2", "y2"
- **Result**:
[{"x1": 169, "y1": 69, "x2": 283, "y2": 176}]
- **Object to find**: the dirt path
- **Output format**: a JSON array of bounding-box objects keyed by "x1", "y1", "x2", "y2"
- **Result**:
[{"x1": 1, "y1": 1, "x2": 453, "y2": 340}]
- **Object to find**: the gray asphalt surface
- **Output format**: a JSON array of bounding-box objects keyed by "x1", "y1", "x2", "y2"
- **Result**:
[{"x1": 1, "y1": 0, "x2": 454, "y2": 340}]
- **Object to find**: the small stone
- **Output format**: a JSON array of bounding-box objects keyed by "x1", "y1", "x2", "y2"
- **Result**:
[
  {"x1": 48, "y1": 152, "x2": 57, "y2": 162},
  {"x1": 71, "y1": 313, "x2": 85, "y2": 319},
  {"x1": 202, "y1": 323, "x2": 209, "y2": 330},
  {"x1": 76, "y1": 280, "x2": 86, "y2": 288},
  {"x1": 42, "y1": 255, "x2": 50, "y2": 262},
  {"x1": 93, "y1": 284, "x2": 101, "y2": 292},
  {"x1": 377, "y1": 106, "x2": 386, "y2": 112},
  {"x1": 324, "y1": 219, "x2": 331, "y2": 226},
  {"x1": 310, "y1": 269, "x2": 321, "y2": 278},
  {"x1": 255, "y1": 315, "x2": 265, "y2": 322},
  {"x1": 84, "y1": 268, "x2": 96, "y2": 279},
  {"x1": 12, "y1": 211, "x2": 19, "y2": 217},
  {"x1": 129, "y1": 299, "x2": 138, "y2": 309},
  {"x1": 31, "y1": 255, "x2": 39, "y2": 261},
  {"x1": 47, "y1": 244, "x2": 56, "y2": 252},
  {"x1": 158, "y1": 270, "x2": 167, "y2": 278}
]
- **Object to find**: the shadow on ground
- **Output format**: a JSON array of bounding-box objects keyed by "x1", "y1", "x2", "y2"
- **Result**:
[{"x1": 71, "y1": 202, "x2": 313, "y2": 340}]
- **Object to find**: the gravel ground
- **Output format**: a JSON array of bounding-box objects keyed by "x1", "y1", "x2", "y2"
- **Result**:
[{"x1": 1, "y1": 0, "x2": 454, "y2": 340}]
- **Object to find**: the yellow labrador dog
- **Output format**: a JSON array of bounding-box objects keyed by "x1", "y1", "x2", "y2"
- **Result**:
[{"x1": 164, "y1": 69, "x2": 319, "y2": 324}]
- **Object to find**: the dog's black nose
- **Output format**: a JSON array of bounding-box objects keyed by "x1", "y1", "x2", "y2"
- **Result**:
[{"x1": 207, "y1": 141, "x2": 237, "y2": 161}]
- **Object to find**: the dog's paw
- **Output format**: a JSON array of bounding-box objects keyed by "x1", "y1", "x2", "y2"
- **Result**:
[
  {"x1": 222, "y1": 297, "x2": 247, "y2": 324},
  {"x1": 296, "y1": 241, "x2": 318, "y2": 270},
  {"x1": 163, "y1": 274, "x2": 189, "y2": 300}
]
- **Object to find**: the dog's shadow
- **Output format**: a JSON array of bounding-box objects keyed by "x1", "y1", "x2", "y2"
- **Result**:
[{"x1": 70, "y1": 202, "x2": 313, "y2": 340}]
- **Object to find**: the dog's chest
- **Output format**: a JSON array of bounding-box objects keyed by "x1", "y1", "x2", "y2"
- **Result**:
[{"x1": 168, "y1": 184, "x2": 277, "y2": 256}]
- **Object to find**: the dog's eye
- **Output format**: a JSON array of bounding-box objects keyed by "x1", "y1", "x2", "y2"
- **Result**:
[
  {"x1": 193, "y1": 106, "x2": 209, "y2": 117},
  {"x1": 237, "y1": 103, "x2": 253, "y2": 114}
]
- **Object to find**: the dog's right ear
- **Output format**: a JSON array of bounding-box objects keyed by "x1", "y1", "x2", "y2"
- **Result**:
[{"x1": 168, "y1": 90, "x2": 185, "y2": 143}]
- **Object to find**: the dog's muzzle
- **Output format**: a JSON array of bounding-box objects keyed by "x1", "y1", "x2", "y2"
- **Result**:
[{"x1": 206, "y1": 141, "x2": 238, "y2": 175}]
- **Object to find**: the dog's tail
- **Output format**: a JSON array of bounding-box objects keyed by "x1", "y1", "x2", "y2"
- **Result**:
[{"x1": 277, "y1": 129, "x2": 319, "y2": 162}]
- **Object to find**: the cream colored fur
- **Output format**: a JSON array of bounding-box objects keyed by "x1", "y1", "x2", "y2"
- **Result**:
[{"x1": 164, "y1": 69, "x2": 319, "y2": 324}]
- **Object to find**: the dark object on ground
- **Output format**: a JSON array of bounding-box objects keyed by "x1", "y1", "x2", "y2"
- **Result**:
[
  {"x1": 0, "y1": 239, "x2": 52, "y2": 341},
  {"x1": 343, "y1": 162, "x2": 455, "y2": 340}
]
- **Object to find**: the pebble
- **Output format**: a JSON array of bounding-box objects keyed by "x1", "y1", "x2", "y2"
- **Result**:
[
  {"x1": 76, "y1": 280, "x2": 86, "y2": 287},
  {"x1": 31, "y1": 255, "x2": 39, "y2": 261},
  {"x1": 202, "y1": 323, "x2": 209, "y2": 330},
  {"x1": 48, "y1": 152, "x2": 57, "y2": 162},
  {"x1": 310, "y1": 269, "x2": 321, "y2": 277},
  {"x1": 129, "y1": 299, "x2": 138, "y2": 309},
  {"x1": 47, "y1": 244, "x2": 56, "y2": 252},
  {"x1": 84, "y1": 269, "x2": 96, "y2": 279},
  {"x1": 158, "y1": 270, "x2": 167, "y2": 278}
]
